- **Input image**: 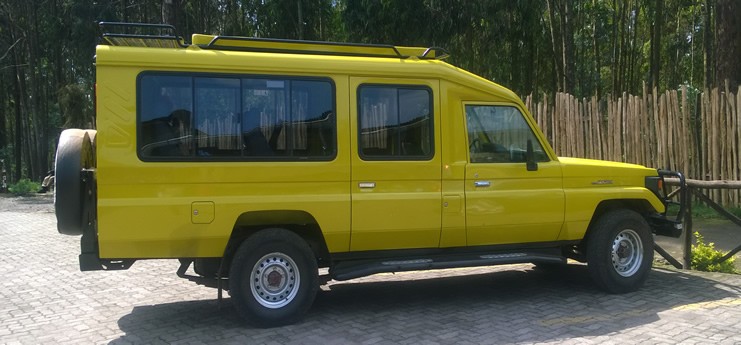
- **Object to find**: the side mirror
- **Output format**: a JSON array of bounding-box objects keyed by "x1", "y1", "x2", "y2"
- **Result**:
[{"x1": 526, "y1": 139, "x2": 538, "y2": 171}]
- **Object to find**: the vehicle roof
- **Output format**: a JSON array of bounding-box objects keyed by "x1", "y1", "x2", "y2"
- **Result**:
[{"x1": 95, "y1": 34, "x2": 520, "y2": 103}]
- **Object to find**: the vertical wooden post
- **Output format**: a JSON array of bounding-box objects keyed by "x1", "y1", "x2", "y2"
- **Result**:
[
  {"x1": 666, "y1": 91, "x2": 675, "y2": 170},
  {"x1": 737, "y1": 87, "x2": 741, "y2": 206},
  {"x1": 712, "y1": 88, "x2": 720, "y2": 201},
  {"x1": 724, "y1": 81, "x2": 736, "y2": 206},
  {"x1": 681, "y1": 85, "x2": 690, "y2": 179},
  {"x1": 653, "y1": 89, "x2": 661, "y2": 169},
  {"x1": 684, "y1": 188, "x2": 693, "y2": 269}
]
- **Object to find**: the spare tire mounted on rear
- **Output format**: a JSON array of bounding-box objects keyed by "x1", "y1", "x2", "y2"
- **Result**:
[{"x1": 54, "y1": 129, "x2": 95, "y2": 235}]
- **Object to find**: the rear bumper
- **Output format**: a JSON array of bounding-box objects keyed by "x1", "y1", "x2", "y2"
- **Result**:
[
  {"x1": 79, "y1": 169, "x2": 135, "y2": 271},
  {"x1": 646, "y1": 170, "x2": 686, "y2": 238}
]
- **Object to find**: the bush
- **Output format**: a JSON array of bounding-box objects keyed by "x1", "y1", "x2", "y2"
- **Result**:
[
  {"x1": 691, "y1": 232, "x2": 737, "y2": 274},
  {"x1": 7, "y1": 178, "x2": 41, "y2": 196}
]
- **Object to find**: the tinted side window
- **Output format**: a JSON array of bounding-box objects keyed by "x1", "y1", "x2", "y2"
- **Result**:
[
  {"x1": 195, "y1": 77, "x2": 241, "y2": 157},
  {"x1": 242, "y1": 79, "x2": 289, "y2": 157},
  {"x1": 241, "y1": 79, "x2": 336, "y2": 157},
  {"x1": 138, "y1": 74, "x2": 336, "y2": 160},
  {"x1": 358, "y1": 85, "x2": 433, "y2": 160},
  {"x1": 139, "y1": 75, "x2": 193, "y2": 157},
  {"x1": 465, "y1": 105, "x2": 548, "y2": 163}
]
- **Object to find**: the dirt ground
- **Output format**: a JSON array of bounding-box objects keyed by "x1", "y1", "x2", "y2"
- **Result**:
[{"x1": 0, "y1": 193, "x2": 54, "y2": 214}]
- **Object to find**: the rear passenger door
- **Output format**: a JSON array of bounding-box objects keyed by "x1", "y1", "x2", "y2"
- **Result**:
[{"x1": 349, "y1": 78, "x2": 442, "y2": 251}]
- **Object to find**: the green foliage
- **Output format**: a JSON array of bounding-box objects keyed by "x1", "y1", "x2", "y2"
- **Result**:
[
  {"x1": 690, "y1": 203, "x2": 741, "y2": 220},
  {"x1": 667, "y1": 202, "x2": 741, "y2": 220},
  {"x1": 691, "y1": 232, "x2": 737, "y2": 274},
  {"x1": 58, "y1": 84, "x2": 93, "y2": 129},
  {"x1": 7, "y1": 178, "x2": 41, "y2": 196}
]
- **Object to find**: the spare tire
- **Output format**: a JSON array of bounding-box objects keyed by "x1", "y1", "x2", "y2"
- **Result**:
[
  {"x1": 85, "y1": 129, "x2": 97, "y2": 168},
  {"x1": 54, "y1": 129, "x2": 94, "y2": 235}
]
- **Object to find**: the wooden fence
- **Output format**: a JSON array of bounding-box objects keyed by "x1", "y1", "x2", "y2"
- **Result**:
[{"x1": 525, "y1": 83, "x2": 741, "y2": 207}]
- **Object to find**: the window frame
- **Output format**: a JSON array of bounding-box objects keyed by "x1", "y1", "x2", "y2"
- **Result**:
[
  {"x1": 356, "y1": 83, "x2": 435, "y2": 161},
  {"x1": 462, "y1": 102, "x2": 553, "y2": 164},
  {"x1": 136, "y1": 71, "x2": 337, "y2": 162}
]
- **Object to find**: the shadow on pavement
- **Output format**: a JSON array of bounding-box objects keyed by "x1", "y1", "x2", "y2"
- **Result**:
[{"x1": 111, "y1": 265, "x2": 741, "y2": 344}]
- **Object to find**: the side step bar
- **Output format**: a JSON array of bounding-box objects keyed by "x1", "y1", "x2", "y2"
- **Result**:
[{"x1": 330, "y1": 250, "x2": 566, "y2": 281}]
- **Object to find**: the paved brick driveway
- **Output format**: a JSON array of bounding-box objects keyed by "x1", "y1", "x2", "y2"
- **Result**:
[{"x1": 2, "y1": 196, "x2": 741, "y2": 344}]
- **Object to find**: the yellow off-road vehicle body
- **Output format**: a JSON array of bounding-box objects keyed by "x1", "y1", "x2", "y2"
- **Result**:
[
  {"x1": 55, "y1": 23, "x2": 685, "y2": 326},
  {"x1": 55, "y1": 23, "x2": 684, "y2": 326},
  {"x1": 92, "y1": 36, "x2": 669, "y2": 259}
]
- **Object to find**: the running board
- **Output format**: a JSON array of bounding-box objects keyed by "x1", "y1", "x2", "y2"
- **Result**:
[{"x1": 330, "y1": 250, "x2": 565, "y2": 281}]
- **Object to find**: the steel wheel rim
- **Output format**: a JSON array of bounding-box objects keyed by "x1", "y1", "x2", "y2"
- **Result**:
[
  {"x1": 250, "y1": 252, "x2": 300, "y2": 309},
  {"x1": 611, "y1": 229, "x2": 643, "y2": 277}
]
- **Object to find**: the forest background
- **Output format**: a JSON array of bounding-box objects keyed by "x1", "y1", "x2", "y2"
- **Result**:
[{"x1": 0, "y1": 0, "x2": 740, "y2": 184}]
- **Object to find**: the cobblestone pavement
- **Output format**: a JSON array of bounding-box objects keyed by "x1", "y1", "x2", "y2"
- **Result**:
[{"x1": 3, "y1": 196, "x2": 741, "y2": 344}]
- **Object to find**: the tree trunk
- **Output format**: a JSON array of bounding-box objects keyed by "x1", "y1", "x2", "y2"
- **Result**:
[
  {"x1": 593, "y1": 0, "x2": 601, "y2": 98},
  {"x1": 715, "y1": 0, "x2": 741, "y2": 88},
  {"x1": 650, "y1": 0, "x2": 663, "y2": 91},
  {"x1": 524, "y1": 9, "x2": 536, "y2": 96},
  {"x1": 0, "y1": 70, "x2": 6, "y2": 150},
  {"x1": 560, "y1": 0, "x2": 575, "y2": 94},
  {"x1": 672, "y1": 3, "x2": 682, "y2": 88},
  {"x1": 546, "y1": 0, "x2": 565, "y2": 92},
  {"x1": 704, "y1": 0, "x2": 714, "y2": 88},
  {"x1": 12, "y1": 60, "x2": 22, "y2": 181},
  {"x1": 162, "y1": 0, "x2": 174, "y2": 24},
  {"x1": 28, "y1": 2, "x2": 45, "y2": 179},
  {"x1": 611, "y1": 0, "x2": 619, "y2": 95},
  {"x1": 617, "y1": 0, "x2": 625, "y2": 93},
  {"x1": 297, "y1": 0, "x2": 304, "y2": 40}
]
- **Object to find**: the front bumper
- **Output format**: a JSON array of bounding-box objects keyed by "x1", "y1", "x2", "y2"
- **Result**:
[{"x1": 646, "y1": 169, "x2": 686, "y2": 238}]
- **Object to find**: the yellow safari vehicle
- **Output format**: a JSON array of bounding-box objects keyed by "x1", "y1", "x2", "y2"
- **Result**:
[{"x1": 54, "y1": 22, "x2": 685, "y2": 327}]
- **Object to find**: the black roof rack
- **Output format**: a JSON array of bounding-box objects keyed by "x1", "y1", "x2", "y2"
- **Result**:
[
  {"x1": 99, "y1": 22, "x2": 189, "y2": 48},
  {"x1": 97, "y1": 22, "x2": 451, "y2": 60},
  {"x1": 198, "y1": 35, "x2": 450, "y2": 60}
]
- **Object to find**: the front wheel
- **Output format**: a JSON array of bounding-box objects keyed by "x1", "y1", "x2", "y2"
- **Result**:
[
  {"x1": 586, "y1": 209, "x2": 653, "y2": 293},
  {"x1": 229, "y1": 228, "x2": 319, "y2": 328}
]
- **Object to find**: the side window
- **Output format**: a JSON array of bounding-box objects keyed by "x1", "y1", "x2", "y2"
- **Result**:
[
  {"x1": 195, "y1": 77, "x2": 241, "y2": 156},
  {"x1": 138, "y1": 74, "x2": 336, "y2": 160},
  {"x1": 139, "y1": 75, "x2": 194, "y2": 157},
  {"x1": 242, "y1": 79, "x2": 289, "y2": 157},
  {"x1": 358, "y1": 85, "x2": 433, "y2": 160},
  {"x1": 465, "y1": 105, "x2": 548, "y2": 163},
  {"x1": 241, "y1": 79, "x2": 335, "y2": 157}
]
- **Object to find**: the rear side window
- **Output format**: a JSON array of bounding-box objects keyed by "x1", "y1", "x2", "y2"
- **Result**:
[
  {"x1": 358, "y1": 85, "x2": 433, "y2": 160},
  {"x1": 138, "y1": 74, "x2": 336, "y2": 161},
  {"x1": 139, "y1": 75, "x2": 194, "y2": 157}
]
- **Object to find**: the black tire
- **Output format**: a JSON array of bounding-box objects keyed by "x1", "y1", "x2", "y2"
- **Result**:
[
  {"x1": 586, "y1": 209, "x2": 653, "y2": 293},
  {"x1": 229, "y1": 228, "x2": 319, "y2": 328},
  {"x1": 54, "y1": 129, "x2": 94, "y2": 235}
]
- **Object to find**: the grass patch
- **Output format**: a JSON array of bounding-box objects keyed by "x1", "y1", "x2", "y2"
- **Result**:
[
  {"x1": 667, "y1": 202, "x2": 741, "y2": 220},
  {"x1": 7, "y1": 178, "x2": 41, "y2": 196}
]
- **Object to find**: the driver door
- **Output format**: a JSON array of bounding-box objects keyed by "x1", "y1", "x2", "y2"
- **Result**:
[{"x1": 464, "y1": 103, "x2": 564, "y2": 246}]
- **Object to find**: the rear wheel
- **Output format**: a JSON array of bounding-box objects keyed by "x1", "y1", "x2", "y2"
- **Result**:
[
  {"x1": 587, "y1": 209, "x2": 653, "y2": 293},
  {"x1": 229, "y1": 228, "x2": 318, "y2": 328}
]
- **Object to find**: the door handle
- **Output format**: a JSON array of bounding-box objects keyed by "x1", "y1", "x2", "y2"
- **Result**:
[
  {"x1": 474, "y1": 181, "x2": 490, "y2": 187},
  {"x1": 358, "y1": 182, "x2": 376, "y2": 188}
]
